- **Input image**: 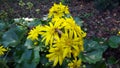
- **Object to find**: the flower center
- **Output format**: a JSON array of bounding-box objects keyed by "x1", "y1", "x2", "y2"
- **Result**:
[{"x1": 66, "y1": 39, "x2": 72, "y2": 46}]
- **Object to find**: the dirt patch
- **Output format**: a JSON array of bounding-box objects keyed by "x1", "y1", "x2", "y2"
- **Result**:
[{"x1": 0, "y1": 0, "x2": 120, "y2": 38}]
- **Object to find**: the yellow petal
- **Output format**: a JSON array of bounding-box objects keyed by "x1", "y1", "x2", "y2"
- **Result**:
[
  {"x1": 59, "y1": 56, "x2": 63, "y2": 65},
  {"x1": 53, "y1": 57, "x2": 58, "y2": 66},
  {"x1": 63, "y1": 48, "x2": 67, "y2": 58},
  {"x1": 72, "y1": 45, "x2": 79, "y2": 52},
  {"x1": 46, "y1": 53, "x2": 54, "y2": 58}
]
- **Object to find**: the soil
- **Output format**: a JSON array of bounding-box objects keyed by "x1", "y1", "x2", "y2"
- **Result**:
[{"x1": 0, "y1": 0, "x2": 120, "y2": 38}]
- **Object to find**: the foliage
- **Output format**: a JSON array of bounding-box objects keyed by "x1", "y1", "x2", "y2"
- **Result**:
[
  {"x1": 0, "y1": 10, "x2": 8, "y2": 20},
  {"x1": 108, "y1": 36, "x2": 120, "y2": 48},
  {"x1": 19, "y1": 0, "x2": 25, "y2": 7}
]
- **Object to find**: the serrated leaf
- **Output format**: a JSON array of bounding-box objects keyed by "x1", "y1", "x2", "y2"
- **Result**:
[{"x1": 108, "y1": 36, "x2": 120, "y2": 48}]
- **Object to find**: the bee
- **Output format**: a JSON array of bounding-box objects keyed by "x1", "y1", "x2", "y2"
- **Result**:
[{"x1": 55, "y1": 28, "x2": 63, "y2": 38}]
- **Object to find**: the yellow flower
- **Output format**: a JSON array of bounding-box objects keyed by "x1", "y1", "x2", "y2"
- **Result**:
[
  {"x1": 27, "y1": 25, "x2": 42, "y2": 41},
  {"x1": 68, "y1": 58, "x2": 82, "y2": 68},
  {"x1": 46, "y1": 30, "x2": 83, "y2": 66},
  {"x1": 40, "y1": 20, "x2": 65, "y2": 45},
  {"x1": 34, "y1": 42, "x2": 38, "y2": 46},
  {"x1": 65, "y1": 17, "x2": 86, "y2": 38},
  {"x1": 118, "y1": 31, "x2": 120, "y2": 35},
  {"x1": 51, "y1": 16, "x2": 66, "y2": 24},
  {"x1": 54, "y1": 29, "x2": 84, "y2": 58},
  {"x1": 48, "y1": 2, "x2": 70, "y2": 18},
  {"x1": 0, "y1": 46, "x2": 7, "y2": 56},
  {"x1": 46, "y1": 44, "x2": 64, "y2": 66}
]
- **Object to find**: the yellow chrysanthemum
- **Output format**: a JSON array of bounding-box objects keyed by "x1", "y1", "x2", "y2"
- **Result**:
[
  {"x1": 64, "y1": 30, "x2": 84, "y2": 57},
  {"x1": 27, "y1": 25, "x2": 42, "y2": 41},
  {"x1": 46, "y1": 44, "x2": 64, "y2": 66},
  {"x1": 65, "y1": 17, "x2": 86, "y2": 38},
  {"x1": 46, "y1": 29, "x2": 84, "y2": 66},
  {"x1": 48, "y1": 2, "x2": 70, "y2": 18},
  {"x1": 51, "y1": 16, "x2": 66, "y2": 24},
  {"x1": 68, "y1": 58, "x2": 82, "y2": 68},
  {"x1": 0, "y1": 46, "x2": 7, "y2": 56},
  {"x1": 54, "y1": 29, "x2": 84, "y2": 58},
  {"x1": 40, "y1": 20, "x2": 65, "y2": 45}
]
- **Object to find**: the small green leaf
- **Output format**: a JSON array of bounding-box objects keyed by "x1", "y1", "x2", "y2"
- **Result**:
[
  {"x1": 108, "y1": 36, "x2": 120, "y2": 48},
  {"x1": 74, "y1": 17, "x2": 83, "y2": 26}
]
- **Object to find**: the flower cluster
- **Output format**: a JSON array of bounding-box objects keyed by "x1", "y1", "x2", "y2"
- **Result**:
[
  {"x1": 27, "y1": 2, "x2": 86, "y2": 67},
  {"x1": 0, "y1": 45, "x2": 7, "y2": 56},
  {"x1": 48, "y1": 2, "x2": 70, "y2": 18}
]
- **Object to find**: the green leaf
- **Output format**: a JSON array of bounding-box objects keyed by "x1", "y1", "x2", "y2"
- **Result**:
[
  {"x1": 108, "y1": 36, "x2": 120, "y2": 48},
  {"x1": 86, "y1": 61, "x2": 106, "y2": 68},
  {"x1": 33, "y1": 46, "x2": 40, "y2": 64},
  {"x1": 27, "y1": 19, "x2": 41, "y2": 27},
  {"x1": 0, "y1": 60, "x2": 9, "y2": 68},
  {"x1": 2, "y1": 29, "x2": 18, "y2": 47},
  {"x1": 2, "y1": 25, "x2": 27, "y2": 47},
  {"x1": 18, "y1": 49, "x2": 33, "y2": 63},
  {"x1": 84, "y1": 50, "x2": 103, "y2": 64},
  {"x1": 16, "y1": 49, "x2": 36, "y2": 68},
  {"x1": 0, "y1": 22, "x2": 5, "y2": 31},
  {"x1": 13, "y1": 44, "x2": 26, "y2": 62},
  {"x1": 107, "y1": 56, "x2": 117, "y2": 64},
  {"x1": 40, "y1": 54, "x2": 49, "y2": 65},
  {"x1": 14, "y1": 26, "x2": 27, "y2": 39},
  {"x1": 74, "y1": 17, "x2": 83, "y2": 26},
  {"x1": 79, "y1": 39, "x2": 108, "y2": 64},
  {"x1": 15, "y1": 61, "x2": 36, "y2": 68},
  {"x1": 16, "y1": 47, "x2": 40, "y2": 68},
  {"x1": 24, "y1": 39, "x2": 33, "y2": 49}
]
